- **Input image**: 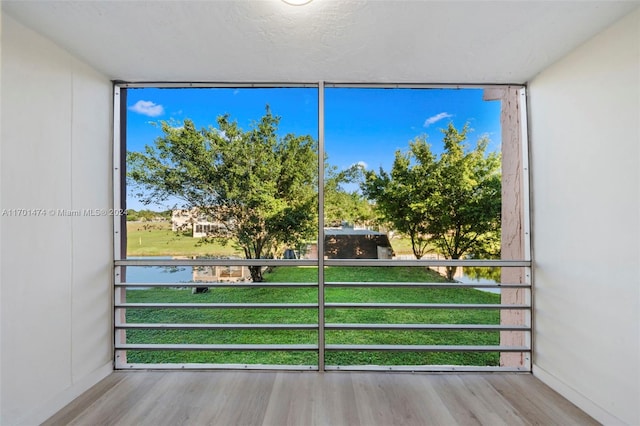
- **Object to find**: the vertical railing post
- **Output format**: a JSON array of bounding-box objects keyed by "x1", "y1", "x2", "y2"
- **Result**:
[
  {"x1": 113, "y1": 85, "x2": 128, "y2": 367},
  {"x1": 317, "y1": 81, "x2": 326, "y2": 371},
  {"x1": 519, "y1": 87, "x2": 533, "y2": 370}
]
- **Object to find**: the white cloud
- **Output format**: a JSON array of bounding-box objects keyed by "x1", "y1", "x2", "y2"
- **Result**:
[
  {"x1": 212, "y1": 128, "x2": 228, "y2": 140},
  {"x1": 423, "y1": 112, "x2": 453, "y2": 127},
  {"x1": 129, "y1": 100, "x2": 165, "y2": 117},
  {"x1": 353, "y1": 161, "x2": 368, "y2": 170}
]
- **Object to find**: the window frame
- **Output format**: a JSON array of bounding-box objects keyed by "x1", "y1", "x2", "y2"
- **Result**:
[{"x1": 112, "y1": 82, "x2": 532, "y2": 372}]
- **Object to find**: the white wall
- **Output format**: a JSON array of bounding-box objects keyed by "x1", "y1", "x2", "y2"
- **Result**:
[
  {"x1": 0, "y1": 14, "x2": 113, "y2": 425},
  {"x1": 529, "y1": 9, "x2": 639, "y2": 425}
]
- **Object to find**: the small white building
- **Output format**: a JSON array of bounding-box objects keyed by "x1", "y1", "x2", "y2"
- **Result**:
[{"x1": 171, "y1": 208, "x2": 223, "y2": 238}]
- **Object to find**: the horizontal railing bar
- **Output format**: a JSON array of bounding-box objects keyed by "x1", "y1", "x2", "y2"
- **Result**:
[
  {"x1": 115, "y1": 303, "x2": 317, "y2": 309},
  {"x1": 115, "y1": 323, "x2": 529, "y2": 331},
  {"x1": 325, "y1": 365, "x2": 530, "y2": 372},
  {"x1": 116, "y1": 323, "x2": 318, "y2": 330},
  {"x1": 324, "y1": 323, "x2": 530, "y2": 331},
  {"x1": 325, "y1": 282, "x2": 530, "y2": 289},
  {"x1": 114, "y1": 259, "x2": 530, "y2": 268},
  {"x1": 114, "y1": 363, "x2": 528, "y2": 372},
  {"x1": 323, "y1": 259, "x2": 530, "y2": 267},
  {"x1": 325, "y1": 344, "x2": 530, "y2": 352},
  {"x1": 325, "y1": 303, "x2": 530, "y2": 309},
  {"x1": 115, "y1": 282, "x2": 528, "y2": 289},
  {"x1": 116, "y1": 343, "x2": 318, "y2": 351},
  {"x1": 115, "y1": 283, "x2": 529, "y2": 290},
  {"x1": 116, "y1": 282, "x2": 317, "y2": 288},
  {"x1": 118, "y1": 363, "x2": 318, "y2": 371},
  {"x1": 116, "y1": 303, "x2": 528, "y2": 310},
  {"x1": 115, "y1": 259, "x2": 316, "y2": 267}
]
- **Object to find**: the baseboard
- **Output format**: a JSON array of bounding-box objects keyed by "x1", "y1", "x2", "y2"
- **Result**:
[
  {"x1": 533, "y1": 364, "x2": 626, "y2": 425},
  {"x1": 17, "y1": 361, "x2": 113, "y2": 426}
]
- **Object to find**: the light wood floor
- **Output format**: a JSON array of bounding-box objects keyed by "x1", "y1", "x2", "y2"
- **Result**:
[{"x1": 43, "y1": 371, "x2": 598, "y2": 426}]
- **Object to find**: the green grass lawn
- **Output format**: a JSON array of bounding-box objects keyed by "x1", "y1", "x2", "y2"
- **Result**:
[
  {"x1": 387, "y1": 235, "x2": 423, "y2": 256},
  {"x1": 126, "y1": 221, "x2": 419, "y2": 257},
  {"x1": 126, "y1": 221, "x2": 242, "y2": 257},
  {"x1": 124, "y1": 266, "x2": 502, "y2": 367}
]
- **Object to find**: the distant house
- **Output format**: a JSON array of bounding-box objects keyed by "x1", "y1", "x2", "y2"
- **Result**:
[
  {"x1": 192, "y1": 264, "x2": 250, "y2": 282},
  {"x1": 173, "y1": 210, "x2": 394, "y2": 259},
  {"x1": 171, "y1": 208, "x2": 224, "y2": 238},
  {"x1": 324, "y1": 226, "x2": 394, "y2": 259},
  {"x1": 304, "y1": 226, "x2": 394, "y2": 260}
]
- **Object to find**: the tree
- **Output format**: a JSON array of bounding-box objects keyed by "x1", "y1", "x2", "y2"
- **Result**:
[
  {"x1": 127, "y1": 107, "x2": 318, "y2": 281},
  {"x1": 361, "y1": 135, "x2": 436, "y2": 259},
  {"x1": 126, "y1": 209, "x2": 169, "y2": 221},
  {"x1": 324, "y1": 164, "x2": 375, "y2": 228},
  {"x1": 362, "y1": 123, "x2": 501, "y2": 280},
  {"x1": 425, "y1": 123, "x2": 501, "y2": 280}
]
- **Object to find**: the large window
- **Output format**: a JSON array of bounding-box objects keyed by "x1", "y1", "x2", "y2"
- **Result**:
[{"x1": 114, "y1": 83, "x2": 531, "y2": 371}]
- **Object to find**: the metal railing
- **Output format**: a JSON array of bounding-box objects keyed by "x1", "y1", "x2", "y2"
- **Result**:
[{"x1": 114, "y1": 258, "x2": 531, "y2": 372}]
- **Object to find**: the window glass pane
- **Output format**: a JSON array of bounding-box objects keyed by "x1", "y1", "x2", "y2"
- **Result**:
[
  {"x1": 121, "y1": 86, "x2": 320, "y2": 367},
  {"x1": 125, "y1": 87, "x2": 319, "y2": 266},
  {"x1": 324, "y1": 87, "x2": 502, "y2": 282}
]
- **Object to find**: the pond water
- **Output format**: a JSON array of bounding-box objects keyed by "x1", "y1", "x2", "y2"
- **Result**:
[
  {"x1": 123, "y1": 256, "x2": 498, "y2": 292},
  {"x1": 458, "y1": 274, "x2": 500, "y2": 294},
  {"x1": 124, "y1": 257, "x2": 194, "y2": 283}
]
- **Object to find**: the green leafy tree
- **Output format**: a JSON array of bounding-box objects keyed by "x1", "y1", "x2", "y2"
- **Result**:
[
  {"x1": 324, "y1": 164, "x2": 375, "y2": 228},
  {"x1": 362, "y1": 135, "x2": 435, "y2": 259},
  {"x1": 126, "y1": 209, "x2": 168, "y2": 222},
  {"x1": 127, "y1": 107, "x2": 318, "y2": 281},
  {"x1": 426, "y1": 123, "x2": 501, "y2": 280},
  {"x1": 362, "y1": 123, "x2": 501, "y2": 280}
]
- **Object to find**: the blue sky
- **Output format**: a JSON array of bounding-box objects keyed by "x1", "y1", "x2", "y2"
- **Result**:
[{"x1": 126, "y1": 87, "x2": 501, "y2": 210}]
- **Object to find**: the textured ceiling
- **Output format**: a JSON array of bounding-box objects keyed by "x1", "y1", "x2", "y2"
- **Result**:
[{"x1": 2, "y1": 0, "x2": 638, "y2": 83}]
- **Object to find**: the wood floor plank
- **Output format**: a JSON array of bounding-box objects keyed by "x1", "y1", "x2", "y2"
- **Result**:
[
  {"x1": 42, "y1": 373, "x2": 128, "y2": 426},
  {"x1": 119, "y1": 372, "x2": 205, "y2": 425},
  {"x1": 186, "y1": 371, "x2": 242, "y2": 425},
  {"x1": 427, "y1": 374, "x2": 486, "y2": 425},
  {"x1": 461, "y1": 375, "x2": 528, "y2": 426},
  {"x1": 67, "y1": 373, "x2": 165, "y2": 426},
  {"x1": 262, "y1": 371, "x2": 321, "y2": 426},
  {"x1": 42, "y1": 371, "x2": 598, "y2": 426},
  {"x1": 411, "y1": 373, "x2": 460, "y2": 425},
  {"x1": 194, "y1": 371, "x2": 276, "y2": 425},
  {"x1": 498, "y1": 374, "x2": 599, "y2": 426},
  {"x1": 351, "y1": 372, "x2": 439, "y2": 425},
  {"x1": 316, "y1": 373, "x2": 360, "y2": 426}
]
